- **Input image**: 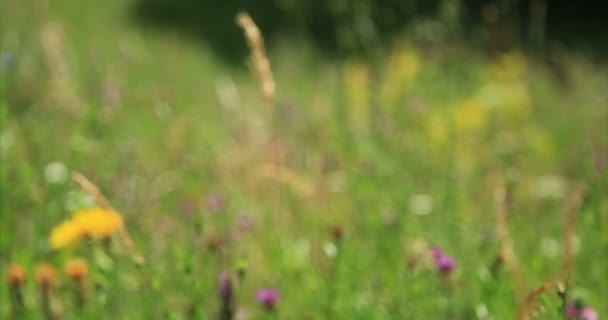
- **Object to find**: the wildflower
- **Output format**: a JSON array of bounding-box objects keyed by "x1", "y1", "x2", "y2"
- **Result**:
[
  {"x1": 5, "y1": 264, "x2": 26, "y2": 311},
  {"x1": 323, "y1": 242, "x2": 338, "y2": 258},
  {"x1": 343, "y1": 59, "x2": 371, "y2": 136},
  {"x1": 431, "y1": 247, "x2": 456, "y2": 276},
  {"x1": 35, "y1": 263, "x2": 56, "y2": 289},
  {"x1": 567, "y1": 301, "x2": 598, "y2": 320},
  {"x1": 206, "y1": 192, "x2": 226, "y2": 213},
  {"x1": 44, "y1": 161, "x2": 68, "y2": 184},
  {"x1": 238, "y1": 213, "x2": 253, "y2": 230},
  {"x1": 379, "y1": 47, "x2": 420, "y2": 110},
  {"x1": 35, "y1": 263, "x2": 56, "y2": 319},
  {"x1": 218, "y1": 273, "x2": 234, "y2": 320},
  {"x1": 5, "y1": 264, "x2": 26, "y2": 288},
  {"x1": 580, "y1": 307, "x2": 598, "y2": 320},
  {"x1": 72, "y1": 207, "x2": 123, "y2": 238},
  {"x1": 409, "y1": 194, "x2": 433, "y2": 216},
  {"x1": 64, "y1": 258, "x2": 88, "y2": 307},
  {"x1": 50, "y1": 219, "x2": 84, "y2": 249},
  {"x1": 452, "y1": 98, "x2": 487, "y2": 134},
  {"x1": 49, "y1": 206, "x2": 123, "y2": 249},
  {"x1": 256, "y1": 288, "x2": 279, "y2": 310},
  {"x1": 65, "y1": 258, "x2": 88, "y2": 282}
]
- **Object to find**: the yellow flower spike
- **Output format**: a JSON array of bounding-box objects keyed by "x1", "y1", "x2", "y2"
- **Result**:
[
  {"x1": 490, "y1": 50, "x2": 527, "y2": 83},
  {"x1": 452, "y1": 98, "x2": 487, "y2": 133},
  {"x1": 426, "y1": 111, "x2": 448, "y2": 150},
  {"x1": 380, "y1": 47, "x2": 420, "y2": 111},
  {"x1": 343, "y1": 59, "x2": 371, "y2": 135}
]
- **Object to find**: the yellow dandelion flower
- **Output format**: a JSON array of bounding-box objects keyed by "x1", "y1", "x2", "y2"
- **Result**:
[
  {"x1": 73, "y1": 207, "x2": 123, "y2": 238},
  {"x1": 50, "y1": 219, "x2": 86, "y2": 249},
  {"x1": 50, "y1": 206, "x2": 124, "y2": 250}
]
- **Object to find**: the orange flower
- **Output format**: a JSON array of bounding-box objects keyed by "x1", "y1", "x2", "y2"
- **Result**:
[
  {"x1": 35, "y1": 263, "x2": 56, "y2": 288},
  {"x1": 64, "y1": 258, "x2": 88, "y2": 282},
  {"x1": 5, "y1": 264, "x2": 26, "y2": 288}
]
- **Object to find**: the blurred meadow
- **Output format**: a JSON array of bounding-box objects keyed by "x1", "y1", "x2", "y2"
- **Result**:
[{"x1": 1, "y1": 0, "x2": 607, "y2": 319}]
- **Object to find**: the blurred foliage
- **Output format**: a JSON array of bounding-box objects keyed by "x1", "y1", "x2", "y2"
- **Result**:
[{"x1": 132, "y1": 0, "x2": 608, "y2": 62}]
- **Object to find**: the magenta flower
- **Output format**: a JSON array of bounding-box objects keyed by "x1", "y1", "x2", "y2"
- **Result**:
[
  {"x1": 256, "y1": 288, "x2": 279, "y2": 310},
  {"x1": 567, "y1": 301, "x2": 598, "y2": 320},
  {"x1": 218, "y1": 273, "x2": 234, "y2": 320},
  {"x1": 238, "y1": 213, "x2": 253, "y2": 230},
  {"x1": 581, "y1": 307, "x2": 599, "y2": 320},
  {"x1": 206, "y1": 192, "x2": 226, "y2": 213},
  {"x1": 431, "y1": 247, "x2": 456, "y2": 275},
  {"x1": 219, "y1": 273, "x2": 233, "y2": 300}
]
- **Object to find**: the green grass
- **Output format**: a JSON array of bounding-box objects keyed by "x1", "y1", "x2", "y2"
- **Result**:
[{"x1": 1, "y1": 0, "x2": 607, "y2": 319}]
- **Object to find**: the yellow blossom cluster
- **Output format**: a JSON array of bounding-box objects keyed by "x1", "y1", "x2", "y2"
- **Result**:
[
  {"x1": 50, "y1": 207, "x2": 123, "y2": 249},
  {"x1": 343, "y1": 59, "x2": 371, "y2": 136}
]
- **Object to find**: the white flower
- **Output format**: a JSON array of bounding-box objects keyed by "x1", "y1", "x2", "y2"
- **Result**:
[
  {"x1": 44, "y1": 161, "x2": 68, "y2": 184},
  {"x1": 475, "y1": 303, "x2": 489, "y2": 319},
  {"x1": 409, "y1": 194, "x2": 433, "y2": 216},
  {"x1": 541, "y1": 238, "x2": 560, "y2": 258},
  {"x1": 533, "y1": 175, "x2": 566, "y2": 200},
  {"x1": 323, "y1": 242, "x2": 338, "y2": 258}
]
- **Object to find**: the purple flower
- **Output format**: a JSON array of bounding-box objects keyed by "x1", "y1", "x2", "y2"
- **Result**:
[
  {"x1": 206, "y1": 192, "x2": 226, "y2": 213},
  {"x1": 567, "y1": 301, "x2": 598, "y2": 320},
  {"x1": 580, "y1": 307, "x2": 598, "y2": 320},
  {"x1": 219, "y1": 273, "x2": 233, "y2": 299},
  {"x1": 431, "y1": 247, "x2": 456, "y2": 275},
  {"x1": 256, "y1": 288, "x2": 279, "y2": 310},
  {"x1": 218, "y1": 273, "x2": 234, "y2": 320},
  {"x1": 238, "y1": 213, "x2": 253, "y2": 230}
]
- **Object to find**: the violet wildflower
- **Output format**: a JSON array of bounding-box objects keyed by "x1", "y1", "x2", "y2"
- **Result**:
[
  {"x1": 567, "y1": 300, "x2": 598, "y2": 320},
  {"x1": 206, "y1": 192, "x2": 226, "y2": 213},
  {"x1": 219, "y1": 273, "x2": 234, "y2": 320},
  {"x1": 238, "y1": 213, "x2": 253, "y2": 230},
  {"x1": 580, "y1": 307, "x2": 598, "y2": 320},
  {"x1": 431, "y1": 247, "x2": 456, "y2": 275},
  {"x1": 256, "y1": 288, "x2": 279, "y2": 310}
]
